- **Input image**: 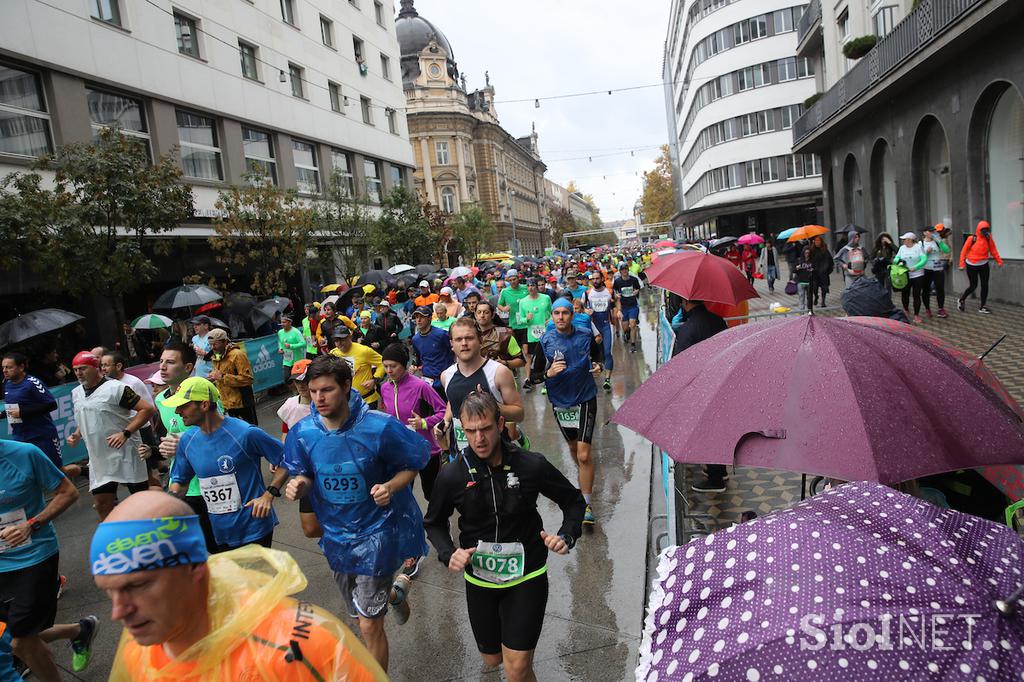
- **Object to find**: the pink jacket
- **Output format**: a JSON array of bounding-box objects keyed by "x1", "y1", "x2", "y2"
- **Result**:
[{"x1": 379, "y1": 371, "x2": 446, "y2": 457}]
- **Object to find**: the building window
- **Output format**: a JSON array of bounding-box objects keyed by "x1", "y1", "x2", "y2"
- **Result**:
[
  {"x1": 360, "y1": 96, "x2": 372, "y2": 124},
  {"x1": 806, "y1": 154, "x2": 822, "y2": 176},
  {"x1": 239, "y1": 41, "x2": 259, "y2": 80},
  {"x1": 353, "y1": 37, "x2": 367, "y2": 74},
  {"x1": 734, "y1": 15, "x2": 766, "y2": 45},
  {"x1": 380, "y1": 54, "x2": 391, "y2": 80},
  {"x1": 90, "y1": 0, "x2": 121, "y2": 26},
  {"x1": 738, "y1": 64, "x2": 769, "y2": 91},
  {"x1": 364, "y1": 158, "x2": 382, "y2": 202},
  {"x1": 320, "y1": 15, "x2": 334, "y2": 47},
  {"x1": 435, "y1": 140, "x2": 449, "y2": 165},
  {"x1": 778, "y1": 57, "x2": 797, "y2": 82},
  {"x1": 176, "y1": 109, "x2": 222, "y2": 180},
  {"x1": 174, "y1": 12, "x2": 200, "y2": 58},
  {"x1": 756, "y1": 110, "x2": 772, "y2": 133},
  {"x1": 0, "y1": 65, "x2": 52, "y2": 158},
  {"x1": 761, "y1": 157, "x2": 779, "y2": 182},
  {"x1": 441, "y1": 187, "x2": 455, "y2": 214},
  {"x1": 745, "y1": 160, "x2": 761, "y2": 185},
  {"x1": 86, "y1": 87, "x2": 150, "y2": 158},
  {"x1": 797, "y1": 57, "x2": 813, "y2": 78},
  {"x1": 292, "y1": 139, "x2": 319, "y2": 194},
  {"x1": 740, "y1": 113, "x2": 757, "y2": 137},
  {"x1": 374, "y1": 1, "x2": 385, "y2": 26},
  {"x1": 328, "y1": 82, "x2": 343, "y2": 112},
  {"x1": 386, "y1": 107, "x2": 397, "y2": 134},
  {"x1": 873, "y1": 6, "x2": 899, "y2": 37},
  {"x1": 780, "y1": 103, "x2": 803, "y2": 129},
  {"x1": 389, "y1": 164, "x2": 403, "y2": 188},
  {"x1": 786, "y1": 153, "x2": 821, "y2": 179},
  {"x1": 242, "y1": 127, "x2": 276, "y2": 185},
  {"x1": 774, "y1": 7, "x2": 795, "y2": 33},
  {"x1": 289, "y1": 63, "x2": 304, "y2": 98},
  {"x1": 837, "y1": 8, "x2": 850, "y2": 41},
  {"x1": 728, "y1": 165, "x2": 741, "y2": 189},
  {"x1": 722, "y1": 118, "x2": 738, "y2": 141},
  {"x1": 280, "y1": 0, "x2": 296, "y2": 26},
  {"x1": 330, "y1": 149, "x2": 355, "y2": 197}
]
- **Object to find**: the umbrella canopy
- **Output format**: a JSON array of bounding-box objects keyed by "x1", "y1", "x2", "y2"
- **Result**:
[
  {"x1": 448, "y1": 265, "x2": 475, "y2": 280},
  {"x1": 654, "y1": 239, "x2": 675, "y2": 248},
  {"x1": 0, "y1": 309, "x2": 84, "y2": 348},
  {"x1": 320, "y1": 283, "x2": 343, "y2": 293},
  {"x1": 415, "y1": 264, "x2": 439, "y2": 278},
  {"x1": 322, "y1": 295, "x2": 340, "y2": 306},
  {"x1": 258, "y1": 296, "x2": 292, "y2": 314},
  {"x1": 844, "y1": 223, "x2": 869, "y2": 234},
  {"x1": 387, "y1": 264, "x2": 415, "y2": 275},
  {"x1": 644, "y1": 251, "x2": 759, "y2": 306},
  {"x1": 776, "y1": 227, "x2": 799, "y2": 240},
  {"x1": 191, "y1": 315, "x2": 228, "y2": 330},
  {"x1": 787, "y1": 224, "x2": 830, "y2": 242},
  {"x1": 708, "y1": 236, "x2": 738, "y2": 249},
  {"x1": 737, "y1": 233, "x2": 765, "y2": 245},
  {"x1": 840, "y1": 276, "x2": 910, "y2": 322},
  {"x1": 130, "y1": 313, "x2": 172, "y2": 330},
  {"x1": 637, "y1": 481, "x2": 1024, "y2": 681},
  {"x1": 357, "y1": 270, "x2": 397, "y2": 289},
  {"x1": 612, "y1": 315, "x2": 1024, "y2": 484},
  {"x1": 194, "y1": 301, "x2": 221, "y2": 314},
  {"x1": 153, "y1": 284, "x2": 221, "y2": 310}
]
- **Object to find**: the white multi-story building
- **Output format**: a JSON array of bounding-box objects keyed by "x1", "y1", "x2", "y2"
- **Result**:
[
  {"x1": 664, "y1": 0, "x2": 822, "y2": 238},
  {"x1": 0, "y1": 0, "x2": 413, "y2": 253}
]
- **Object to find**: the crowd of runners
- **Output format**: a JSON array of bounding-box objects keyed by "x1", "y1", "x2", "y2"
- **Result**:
[{"x1": 0, "y1": 248, "x2": 653, "y2": 681}]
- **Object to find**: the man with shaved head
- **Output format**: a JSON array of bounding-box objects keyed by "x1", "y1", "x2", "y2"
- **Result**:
[{"x1": 92, "y1": 490, "x2": 385, "y2": 680}]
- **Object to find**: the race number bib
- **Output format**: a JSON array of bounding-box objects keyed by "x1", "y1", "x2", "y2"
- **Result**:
[
  {"x1": 199, "y1": 474, "x2": 241, "y2": 514},
  {"x1": 320, "y1": 462, "x2": 367, "y2": 504},
  {"x1": 529, "y1": 325, "x2": 545, "y2": 340},
  {"x1": 620, "y1": 286, "x2": 636, "y2": 298},
  {"x1": 0, "y1": 509, "x2": 30, "y2": 553},
  {"x1": 590, "y1": 298, "x2": 609, "y2": 313},
  {"x1": 554, "y1": 406, "x2": 581, "y2": 429},
  {"x1": 452, "y1": 418, "x2": 469, "y2": 452},
  {"x1": 471, "y1": 540, "x2": 525, "y2": 584},
  {"x1": 283, "y1": 348, "x2": 294, "y2": 365}
]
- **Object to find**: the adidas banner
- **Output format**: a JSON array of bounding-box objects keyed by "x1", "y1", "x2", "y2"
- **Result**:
[{"x1": 242, "y1": 334, "x2": 284, "y2": 393}]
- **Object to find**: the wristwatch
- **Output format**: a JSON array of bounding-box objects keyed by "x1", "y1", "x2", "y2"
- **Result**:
[
  {"x1": 122, "y1": 429, "x2": 132, "y2": 439},
  {"x1": 558, "y1": 533, "x2": 575, "y2": 550},
  {"x1": 28, "y1": 517, "x2": 43, "y2": 534},
  {"x1": 267, "y1": 485, "x2": 282, "y2": 498}
]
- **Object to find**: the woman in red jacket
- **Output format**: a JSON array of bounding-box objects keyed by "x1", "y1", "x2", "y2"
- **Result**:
[{"x1": 957, "y1": 220, "x2": 1003, "y2": 314}]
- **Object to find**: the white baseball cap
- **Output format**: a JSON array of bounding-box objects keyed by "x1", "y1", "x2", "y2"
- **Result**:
[
  {"x1": 418, "y1": 280, "x2": 430, "y2": 287},
  {"x1": 440, "y1": 286, "x2": 454, "y2": 295},
  {"x1": 900, "y1": 232, "x2": 917, "y2": 240}
]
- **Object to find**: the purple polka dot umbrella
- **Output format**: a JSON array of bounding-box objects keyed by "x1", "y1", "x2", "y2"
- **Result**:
[{"x1": 637, "y1": 482, "x2": 1024, "y2": 681}]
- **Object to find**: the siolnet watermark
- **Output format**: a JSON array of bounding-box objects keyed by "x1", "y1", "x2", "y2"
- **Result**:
[{"x1": 798, "y1": 612, "x2": 981, "y2": 652}]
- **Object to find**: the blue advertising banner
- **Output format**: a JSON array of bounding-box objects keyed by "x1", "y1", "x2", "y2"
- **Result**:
[
  {"x1": 1, "y1": 382, "x2": 88, "y2": 464},
  {"x1": 242, "y1": 334, "x2": 284, "y2": 393}
]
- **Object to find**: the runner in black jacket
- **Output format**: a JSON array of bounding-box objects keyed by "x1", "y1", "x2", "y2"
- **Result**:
[{"x1": 423, "y1": 390, "x2": 584, "y2": 682}]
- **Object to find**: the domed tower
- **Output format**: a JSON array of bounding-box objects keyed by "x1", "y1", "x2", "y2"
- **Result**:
[{"x1": 395, "y1": 0, "x2": 459, "y2": 90}]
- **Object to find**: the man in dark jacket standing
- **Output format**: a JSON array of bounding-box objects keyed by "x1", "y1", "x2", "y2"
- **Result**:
[{"x1": 671, "y1": 299, "x2": 729, "y2": 493}]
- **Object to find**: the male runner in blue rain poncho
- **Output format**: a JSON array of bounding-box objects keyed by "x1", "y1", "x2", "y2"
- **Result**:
[{"x1": 284, "y1": 355, "x2": 429, "y2": 674}]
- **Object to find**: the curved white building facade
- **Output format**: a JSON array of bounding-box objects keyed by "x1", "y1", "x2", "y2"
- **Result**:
[{"x1": 664, "y1": 0, "x2": 822, "y2": 237}]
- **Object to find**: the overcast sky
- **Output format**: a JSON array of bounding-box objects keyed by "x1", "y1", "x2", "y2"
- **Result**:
[{"x1": 409, "y1": 0, "x2": 670, "y2": 223}]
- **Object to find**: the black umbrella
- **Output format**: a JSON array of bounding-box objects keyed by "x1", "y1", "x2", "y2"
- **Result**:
[
  {"x1": 153, "y1": 284, "x2": 221, "y2": 310},
  {"x1": 190, "y1": 315, "x2": 228, "y2": 330},
  {"x1": 0, "y1": 309, "x2": 84, "y2": 348},
  {"x1": 844, "y1": 223, "x2": 869, "y2": 234},
  {"x1": 258, "y1": 297, "x2": 292, "y2": 314},
  {"x1": 415, "y1": 264, "x2": 438, "y2": 278},
  {"x1": 841, "y1": 276, "x2": 909, "y2": 323},
  {"x1": 357, "y1": 270, "x2": 397, "y2": 289}
]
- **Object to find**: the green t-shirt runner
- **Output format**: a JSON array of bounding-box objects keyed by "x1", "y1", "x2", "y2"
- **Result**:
[
  {"x1": 277, "y1": 326, "x2": 305, "y2": 367},
  {"x1": 498, "y1": 284, "x2": 530, "y2": 330},
  {"x1": 518, "y1": 294, "x2": 553, "y2": 343}
]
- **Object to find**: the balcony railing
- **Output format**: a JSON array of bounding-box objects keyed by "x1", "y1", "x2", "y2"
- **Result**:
[
  {"x1": 793, "y1": 0, "x2": 988, "y2": 145},
  {"x1": 797, "y1": 0, "x2": 821, "y2": 45}
]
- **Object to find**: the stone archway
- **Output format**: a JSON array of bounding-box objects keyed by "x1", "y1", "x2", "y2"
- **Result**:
[
  {"x1": 912, "y1": 116, "x2": 952, "y2": 229},
  {"x1": 870, "y1": 138, "x2": 898, "y2": 240},
  {"x1": 842, "y1": 153, "x2": 864, "y2": 228}
]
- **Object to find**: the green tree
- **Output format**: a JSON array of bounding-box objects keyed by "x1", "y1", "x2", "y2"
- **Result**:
[
  {"x1": 641, "y1": 145, "x2": 676, "y2": 224},
  {"x1": 448, "y1": 204, "x2": 496, "y2": 264},
  {"x1": 209, "y1": 173, "x2": 315, "y2": 296},
  {"x1": 0, "y1": 126, "x2": 194, "y2": 318},
  {"x1": 370, "y1": 185, "x2": 442, "y2": 265},
  {"x1": 312, "y1": 169, "x2": 375, "y2": 276},
  {"x1": 549, "y1": 206, "x2": 576, "y2": 249}
]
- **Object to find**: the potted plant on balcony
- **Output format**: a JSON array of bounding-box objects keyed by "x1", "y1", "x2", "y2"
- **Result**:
[
  {"x1": 804, "y1": 92, "x2": 823, "y2": 108},
  {"x1": 842, "y1": 35, "x2": 878, "y2": 60}
]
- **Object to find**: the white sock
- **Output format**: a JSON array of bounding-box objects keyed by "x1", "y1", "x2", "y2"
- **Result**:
[{"x1": 583, "y1": 493, "x2": 592, "y2": 504}]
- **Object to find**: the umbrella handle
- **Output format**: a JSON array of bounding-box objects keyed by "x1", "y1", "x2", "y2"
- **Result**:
[
  {"x1": 978, "y1": 334, "x2": 1007, "y2": 362},
  {"x1": 995, "y1": 582, "x2": 1024, "y2": 616}
]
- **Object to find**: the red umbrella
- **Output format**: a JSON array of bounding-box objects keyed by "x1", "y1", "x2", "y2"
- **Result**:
[
  {"x1": 653, "y1": 239, "x2": 675, "y2": 248},
  {"x1": 644, "y1": 251, "x2": 758, "y2": 305},
  {"x1": 736, "y1": 233, "x2": 764, "y2": 245},
  {"x1": 194, "y1": 301, "x2": 221, "y2": 314},
  {"x1": 612, "y1": 315, "x2": 1024, "y2": 484}
]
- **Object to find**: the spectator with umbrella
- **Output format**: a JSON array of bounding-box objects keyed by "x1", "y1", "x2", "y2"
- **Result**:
[{"x1": 809, "y1": 235, "x2": 834, "y2": 307}]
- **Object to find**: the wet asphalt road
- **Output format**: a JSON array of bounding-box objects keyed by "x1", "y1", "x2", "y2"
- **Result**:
[{"x1": 47, "y1": 295, "x2": 662, "y2": 681}]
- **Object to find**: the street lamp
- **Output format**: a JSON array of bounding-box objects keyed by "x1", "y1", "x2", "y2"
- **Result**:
[{"x1": 507, "y1": 188, "x2": 519, "y2": 257}]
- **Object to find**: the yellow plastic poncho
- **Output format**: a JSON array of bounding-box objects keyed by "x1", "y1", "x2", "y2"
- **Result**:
[{"x1": 109, "y1": 545, "x2": 387, "y2": 681}]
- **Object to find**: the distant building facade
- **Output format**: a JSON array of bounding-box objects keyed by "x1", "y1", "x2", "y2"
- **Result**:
[{"x1": 396, "y1": 0, "x2": 547, "y2": 256}]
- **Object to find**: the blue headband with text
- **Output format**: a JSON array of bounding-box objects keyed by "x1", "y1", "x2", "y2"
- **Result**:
[
  {"x1": 552, "y1": 299, "x2": 574, "y2": 312},
  {"x1": 90, "y1": 516, "x2": 208, "y2": 576}
]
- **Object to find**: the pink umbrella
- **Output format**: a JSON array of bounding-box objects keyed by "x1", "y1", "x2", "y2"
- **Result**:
[
  {"x1": 612, "y1": 315, "x2": 1024, "y2": 484},
  {"x1": 737, "y1": 232, "x2": 764, "y2": 245}
]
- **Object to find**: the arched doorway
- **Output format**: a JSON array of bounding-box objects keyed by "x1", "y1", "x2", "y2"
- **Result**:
[
  {"x1": 842, "y1": 154, "x2": 864, "y2": 228},
  {"x1": 985, "y1": 86, "x2": 1024, "y2": 259},
  {"x1": 870, "y1": 139, "x2": 898, "y2": 239},
  {"x1": 913, "y1": 116, "x2": 952, "y2": 229}
]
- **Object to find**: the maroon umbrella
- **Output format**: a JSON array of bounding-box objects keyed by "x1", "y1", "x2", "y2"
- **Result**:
[
  {"x1": 644, "y1": 251, "x2": 758, "y2": 306},
  {"x1": 612, "y1": 315, "x2": 1024, "y2": 484}
]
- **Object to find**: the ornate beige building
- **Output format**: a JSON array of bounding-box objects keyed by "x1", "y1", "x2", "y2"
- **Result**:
[{"x1": 396, "y1": 0, "x2": 548, "y2": 257}]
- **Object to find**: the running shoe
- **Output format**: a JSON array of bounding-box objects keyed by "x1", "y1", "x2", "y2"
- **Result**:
[
  {"x1": 937, "y1": 308, "x2": 948, "y2": 318},
  {"x1": 691, "y1": 478, "x2": 727, "y2": 494},
  {"x1": 913, "y1": 315, "x2": 922, "y2": 324},
  {"x1": 57, "y1": 574, "x2": 68, "y2": 599},
  {"x1": 583, "y1": 505, "x2": 595, "y2": 525},
  {"x1": 390, "y1": 575, "x2": 411, "y2": 625},
  {"x1": 602, "y1": 378, "x2": 611, "y2": 391},
  {"x1": 979, "y1": 306, "x2": 992, "y2": 314},
  {"x1": 540, "y1": 387, "x2": 547, "y2": 395},
  {"x1": 631, "y1": 343, "x2": 638, "y2": 353},
  {"x1": 925, "y1": 309, "x2": 933, "y2": 319},
  {"x1": 957, "y1": 298, "x2": 965, "y2": 312},
  {"x1": 401, "y1": 556, "x2": 424, "y2": 580},
  {"x1": 70, "y1": 615, "x2": 99, "y2": 672}
]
